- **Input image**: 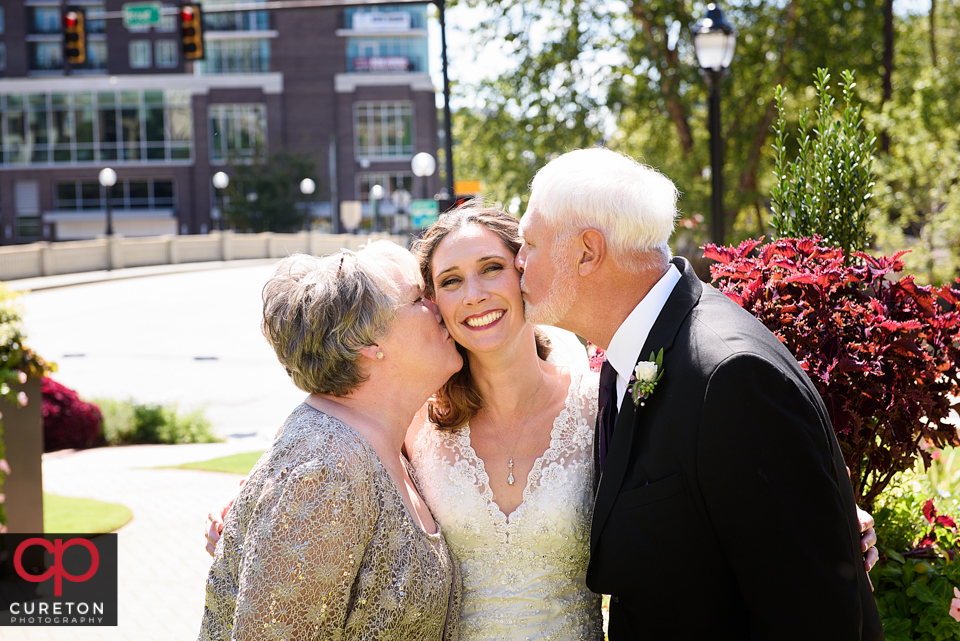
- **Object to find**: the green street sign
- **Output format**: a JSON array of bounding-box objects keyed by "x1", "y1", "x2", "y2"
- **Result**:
[
  {"x1": 122, "y1": 2, "x2": 162, "y2": 28},
  {"x1": 409, "y1": 199, "x2": 440, "y2": 228}
]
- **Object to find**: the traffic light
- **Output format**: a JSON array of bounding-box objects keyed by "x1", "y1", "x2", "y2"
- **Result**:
[
  {"x1": 62, "y1": 8, "x2": 86, "y2": 65},
  {"x1": 180, "y1": 4, "x2": 205, "y2": 60}
]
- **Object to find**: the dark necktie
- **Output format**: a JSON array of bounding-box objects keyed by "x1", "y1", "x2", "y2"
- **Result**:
[{"x1": 597, "y1": 360, "x2": 619, "y2": 472}]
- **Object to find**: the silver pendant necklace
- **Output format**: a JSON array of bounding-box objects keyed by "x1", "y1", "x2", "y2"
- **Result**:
[{"x1": 486, "y1": 369, "x2": 545, "y2": 485}]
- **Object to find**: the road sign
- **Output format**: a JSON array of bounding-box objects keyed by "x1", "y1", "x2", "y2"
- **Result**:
[
  {"x1": 122, "y1": 2, "x2": 162, "y2": 28},
  {"x1": 409, "y1": 199, "x2": 439, "y2": 228}
]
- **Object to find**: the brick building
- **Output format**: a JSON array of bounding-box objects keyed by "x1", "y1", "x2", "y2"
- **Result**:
[{"x1": 0, "y1": 0, "x2": 440, "y2": 243}]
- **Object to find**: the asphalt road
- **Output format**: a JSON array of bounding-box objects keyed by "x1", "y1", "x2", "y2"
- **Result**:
[{"x1": 20, "y1": 261, "x2": 308, "y2": 445}]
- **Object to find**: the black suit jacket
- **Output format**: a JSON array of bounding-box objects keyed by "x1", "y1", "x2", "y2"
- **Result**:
[{"x1": 587, "y1": 257, "x2": 883, "y2": 640}]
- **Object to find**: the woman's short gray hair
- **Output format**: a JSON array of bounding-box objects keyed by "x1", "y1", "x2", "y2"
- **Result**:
[
  {"x1": 529, "y1": 148, "x2": 679, "y2": 273},
  {"x1": 261, "y1": 248, "x2": 402, "y2": 396}
]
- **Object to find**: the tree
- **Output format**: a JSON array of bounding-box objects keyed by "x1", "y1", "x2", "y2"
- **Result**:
[
  {"x1": 453, "y1": 0, "x2": 887, "y2": 242},
  {"x1": 868, "y1": 5, "x2": 960, "y2": 284},
  {"x1": 222, "y1": 151, "x2": 317, "y2": 233}
]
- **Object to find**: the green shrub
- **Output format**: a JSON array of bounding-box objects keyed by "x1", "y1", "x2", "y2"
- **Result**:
[
  {"x1": 94, "y1": 397, "x2": 137, "y2": 444},
  {"x1": 771, "y1": 68, "x2": 876, "y2": 258},
  {"x1": 872, "y1": 553, "x2": 960, "y2": 640},
  {"x1": 90, "y1": 398, "x2": 220, "y2": 445}
]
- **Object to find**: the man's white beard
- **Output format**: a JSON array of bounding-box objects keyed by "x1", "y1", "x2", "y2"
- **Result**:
[{"x1": 522, "y1": 252, "x2": 576, "y2": 327}]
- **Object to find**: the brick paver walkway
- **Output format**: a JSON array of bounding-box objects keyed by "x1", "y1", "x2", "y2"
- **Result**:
[{"x1": 5, "y1": 441, "x2": 268, "y2": 641}]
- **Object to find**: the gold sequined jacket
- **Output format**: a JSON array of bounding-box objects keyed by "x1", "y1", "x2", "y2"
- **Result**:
[{"x1": 198, "y1": 404, "x2": 461, "y2": 641}]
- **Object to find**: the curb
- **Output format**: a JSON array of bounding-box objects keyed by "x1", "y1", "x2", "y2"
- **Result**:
[{"x1": 4, "y1": 258, "x2": 280, "y2": 292}]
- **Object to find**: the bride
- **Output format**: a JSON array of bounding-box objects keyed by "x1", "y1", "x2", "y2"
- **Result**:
[
  {"x1": 205, "y1": 203, "x2": 879, "y2": 640},
  {"x1": 408, "y1": 204, "x2": 602, "y2": 639}
]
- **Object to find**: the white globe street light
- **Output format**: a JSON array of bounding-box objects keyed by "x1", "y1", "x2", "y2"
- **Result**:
[
  {"x1": 692, "y1": 2, "x2": 737, "y2": 245},
  {"x1": 212, "y1": 172, "x2": 230, "y2": 230},
  {"x1": 299, "y1": 178, "x2": 317, "y2": 230},
  {"x1": 99, "y1": 168, "x2": 117, "y2": 236},
  {"x1": 370, "y1": 184, "x2": 384, "y2": 232},
  {"x1": 411, "y1": 153, "x2": 436, "y2": 199}
]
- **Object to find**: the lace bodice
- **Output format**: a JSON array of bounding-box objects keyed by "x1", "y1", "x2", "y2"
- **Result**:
[
  {"x1": 200, "y1": 405, "x2": 461, "y2": 641},
  {"x1": 410, "y1": 371, "x2": 602, "y2": 641}
]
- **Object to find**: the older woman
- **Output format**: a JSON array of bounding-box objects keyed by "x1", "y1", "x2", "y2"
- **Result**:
[{"x1": 198, "y1": 241, "x2": 463, "y2": 641}]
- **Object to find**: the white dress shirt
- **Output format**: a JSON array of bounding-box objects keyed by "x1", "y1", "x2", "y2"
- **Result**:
[{"x1": 604, "y1": 263, "x2": 681, "y2": 406}]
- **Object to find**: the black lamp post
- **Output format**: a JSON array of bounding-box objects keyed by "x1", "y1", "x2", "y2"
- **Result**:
[{"x1": 692, "y1": 3, "x2": 737, "y2": 246}]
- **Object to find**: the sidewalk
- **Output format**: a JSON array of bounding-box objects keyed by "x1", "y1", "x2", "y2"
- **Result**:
[{"x1": 5, "y1": 440, "x2": 270, "y2": 641}]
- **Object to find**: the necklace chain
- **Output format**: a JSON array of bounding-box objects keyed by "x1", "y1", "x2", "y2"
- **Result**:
[{"x1": 485, "y1": 369, "x2": 545, "y2": 486}]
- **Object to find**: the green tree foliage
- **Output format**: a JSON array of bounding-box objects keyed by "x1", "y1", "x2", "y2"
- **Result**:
[
  {"x1": 452, "y1": 0, "x2": 886, "y2": 237},
  {"x1": 222, "y1": 151, "x2": 317, "y2": 233},
  {"x1": 868, "y1": 7, "x2": 960, "y2": 285},
  {"x1": 770, "y1": 69, "x2": 876, "y2": 257}
]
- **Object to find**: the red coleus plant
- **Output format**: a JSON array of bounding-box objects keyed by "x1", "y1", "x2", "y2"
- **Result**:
[
  {"x1": 918, "y1": 499, "x2": 959, "y2": 550},
  {"x1": 42, "y1": 376, "x2": 104, "y2": 452},
  {"x1": 705, "y1": 237, "x2": 960, "y2": 510}
]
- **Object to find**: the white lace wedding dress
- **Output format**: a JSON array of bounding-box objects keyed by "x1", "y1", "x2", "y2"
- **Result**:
[{"x1": 410, "y1": 343, "x2": 603, "y2": 640}]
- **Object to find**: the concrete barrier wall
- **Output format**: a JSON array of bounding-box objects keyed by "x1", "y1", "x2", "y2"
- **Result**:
[{"x1": 0, "y1": 231, "x2": 407, "y2": 281}]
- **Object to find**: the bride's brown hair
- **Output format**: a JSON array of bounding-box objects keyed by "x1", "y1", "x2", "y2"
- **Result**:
[{"x1": 413, "y1": 202, "x2": 552, "y2": 431}]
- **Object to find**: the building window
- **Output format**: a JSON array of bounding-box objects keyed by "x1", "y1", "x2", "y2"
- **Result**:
[
  {"x1": 130, "y1": 40, "x2": 152, "y2": 69},
  {"x1": 356, "y1": 173, "x2": 413, "y2": 201},
  {"x1": 198, "y1": 40, "x2": 270, "y2": 74},
  {"x1": 354, "y1": 102, "x2": 413, "y2": 159},
  {"x1": 347, "y1": 38, "x2": 428, "y2": 73},
  {"x1": 0, "y1": 8, "x2": 5, "y2": 34},
  {"x1": 55, "y1": 179, "x2": 175, "y2": 211},
  {"x1": 209, "y1": 104, "x2": 266, "y2": 163},
  {"x1": 15, "y1": 181, "x2": 41, "y2": 240},
  {"x1": 29, "y1": 42, "x2": 62, "y2": 71},
  {"x1": 203, "y1": 0, "x2": 269, "y2": 31},
  {"x1": 28, "y1": 7, "x2": 61, "y2": 35},
  {"x1": 0, "y1": 44, "x2": 6, "y2": 72},
  {"x1": 155, "y1": 40, "x2": 178, "y2": 68},
  {"x1": 0, "y1": 90, "x2": 192, "y2": 166},
  {"x1": 346, "y1": 6, "x2": 428, "y2": 31}
]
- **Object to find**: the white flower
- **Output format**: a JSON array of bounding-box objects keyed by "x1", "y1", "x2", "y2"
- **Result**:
[{"x1": 634, "y1": 361, "x2": 658, "y2": 382}]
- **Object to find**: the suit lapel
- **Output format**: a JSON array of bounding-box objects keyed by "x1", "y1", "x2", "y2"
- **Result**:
[{"x1": 590, "y1": 257, "x2": 703, "y2": 549}]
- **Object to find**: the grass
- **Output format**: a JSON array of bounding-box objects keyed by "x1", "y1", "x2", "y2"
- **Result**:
[
  {"x1": 43, "y1": 493, "x2": 133, "y2": 534},
  {"x1": 167, "y1": 451, "x2": 265, "y2": 475}
]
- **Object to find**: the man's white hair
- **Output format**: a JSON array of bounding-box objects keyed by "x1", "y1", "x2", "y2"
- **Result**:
[{"x1": 528, "y1": 148, "x2": 679, "y2": 272}]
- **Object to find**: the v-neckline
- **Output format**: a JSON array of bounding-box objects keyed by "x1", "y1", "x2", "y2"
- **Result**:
[{"x1": 460, "y1": 372, "x2": 580, "y2": 524}]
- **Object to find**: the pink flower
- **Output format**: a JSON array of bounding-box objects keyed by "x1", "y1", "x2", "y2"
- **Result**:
[
  {"x1": 950, "y1": 587, "x2": 960, "y2": 622},
  {"x1": 0, "y1": 459, "x2": 9, "y2": 475},
  {"x1": 16, "y1": 391, "x2": 28, "y2": 407}
]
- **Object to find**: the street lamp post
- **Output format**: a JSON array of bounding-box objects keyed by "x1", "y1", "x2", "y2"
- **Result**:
[
  {"x1": 370, "y1": 184, "x2": 384, "y2": 233},
  {"x1": 411, "y1": 152, "x2": 437, "y2": 199},
  {"x1": 98, "y1": 167, "x2": 117, "y2": 236},
  {"x1": 300, "y1": 178, "x2": 316, "y2": 230},
  {"x1": 212, "y1": 171, "x2": 229, "y2": 231},
  {"x1": 692, "y1": 3, "x2": 737, "y2": 246}
]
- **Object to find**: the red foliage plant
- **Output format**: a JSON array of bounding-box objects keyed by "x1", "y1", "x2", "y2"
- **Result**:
[
  {"x1": 42, "y1": 376, "x2": 104, "y2": 452},
  {"x1": 704, "y1": 237, "x2": 960, "y2": 510}
]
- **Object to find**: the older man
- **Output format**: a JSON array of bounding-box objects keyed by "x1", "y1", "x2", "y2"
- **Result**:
[{"x1": 515, "y1": 148, "x2": 883, "y2": 640}]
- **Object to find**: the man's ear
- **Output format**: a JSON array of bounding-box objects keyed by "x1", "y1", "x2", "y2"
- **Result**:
[{"x1": 576, "y1": 229, "x2": 606, "y2": 276}]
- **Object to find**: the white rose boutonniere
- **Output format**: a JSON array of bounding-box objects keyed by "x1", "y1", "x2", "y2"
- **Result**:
[{"x1": 629, "y1": 348, "x2": 664, "y2": 407}]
